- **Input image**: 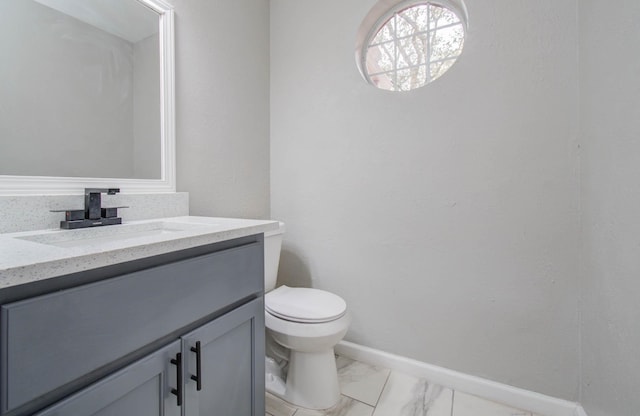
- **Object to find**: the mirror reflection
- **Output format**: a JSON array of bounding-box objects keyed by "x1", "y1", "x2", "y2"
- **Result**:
[{"x1": 0, "y1": 0, "x2": 161, "y2": 179}]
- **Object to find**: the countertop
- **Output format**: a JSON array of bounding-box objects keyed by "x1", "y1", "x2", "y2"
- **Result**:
[{"x1": 0, "y1": 216, "x2": 278, "y2": 289}]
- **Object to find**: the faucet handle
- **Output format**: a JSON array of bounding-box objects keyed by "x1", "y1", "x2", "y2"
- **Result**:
[{"x1": 101, "y1": 206, "x2": 129, "y2": 218}]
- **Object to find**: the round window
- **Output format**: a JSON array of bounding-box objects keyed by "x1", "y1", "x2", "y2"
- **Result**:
[{"x1": 356, "y1": 1, "x2": 467, "y2": 92}]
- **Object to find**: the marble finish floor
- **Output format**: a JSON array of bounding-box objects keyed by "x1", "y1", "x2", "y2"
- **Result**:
[{"x1": 266, "y1": 356, "x2": 547, "y2": 416}]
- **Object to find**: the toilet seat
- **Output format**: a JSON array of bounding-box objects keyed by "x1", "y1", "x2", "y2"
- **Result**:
[{"x1": 265, "y1": 285, "x2": 347, "y2": 323}]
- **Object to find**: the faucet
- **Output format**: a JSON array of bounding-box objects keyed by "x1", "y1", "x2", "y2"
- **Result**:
[
  {"x1": 85, "y1": 188, "x2": 120, "y2": 220},
  {"x1": 52, "y1": 188, "x2": 127, "y2": 229}
]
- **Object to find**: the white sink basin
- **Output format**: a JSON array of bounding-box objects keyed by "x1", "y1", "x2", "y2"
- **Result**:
[{"x1": 16, "y1": 221, "x2": 208, "y2": 248}]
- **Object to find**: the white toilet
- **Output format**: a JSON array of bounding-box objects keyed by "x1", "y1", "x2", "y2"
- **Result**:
[{"x1": 264, "y1": 222, "x2": 351, "y2": 410}]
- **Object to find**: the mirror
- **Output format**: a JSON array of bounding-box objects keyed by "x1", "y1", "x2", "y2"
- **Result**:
[{"x1": 0, "y1": 0, "x2": 174, "y2": 194}]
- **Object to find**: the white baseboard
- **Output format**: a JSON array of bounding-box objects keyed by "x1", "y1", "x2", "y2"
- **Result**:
[{"x1": 335, "y1": 341, "x2": 582, "y2": 416}]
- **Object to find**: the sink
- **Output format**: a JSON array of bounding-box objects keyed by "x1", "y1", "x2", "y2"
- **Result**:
[{"x1": 16, "y1": 221, "x2": 207, "y2": 248}]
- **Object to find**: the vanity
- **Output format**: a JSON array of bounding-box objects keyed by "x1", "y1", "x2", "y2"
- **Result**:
[{"x1": 0, "y1": 217, "x2": 277, "y2": 416}]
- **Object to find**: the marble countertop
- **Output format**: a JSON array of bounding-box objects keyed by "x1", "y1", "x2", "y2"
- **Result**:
[{"x1": 0, "y1": 216, "x2": 279, "y2": 289}]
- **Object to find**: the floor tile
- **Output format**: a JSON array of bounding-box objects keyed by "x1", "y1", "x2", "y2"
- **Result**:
[
  {"x1": 294, "y1": 395, "x2": 375, "y2": 416},
  {"x1": 452, "y1": 391, "x2": 532, "y2": 416},
  {"x1": 266, "y1": 392, "x2": 297, "y2": 416},
  {"x1": 372, "y1": 371, "x2": 453, "y2": 416},
  {"x1": 337, "y1": 356, "x2": 391, "y2": 406}
]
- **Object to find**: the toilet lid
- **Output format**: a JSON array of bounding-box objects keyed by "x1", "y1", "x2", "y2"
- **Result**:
[{"x1": 265, "y1": 286, "x2": 347, "y2": 323}]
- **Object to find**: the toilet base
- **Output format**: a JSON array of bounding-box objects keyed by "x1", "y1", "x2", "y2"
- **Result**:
[
  {"x1": 284, "y1": 348, "x2": 341, "y2": 410},
  {"x1": 265, "y1": 307, "x2": 351, "y2": 410}
]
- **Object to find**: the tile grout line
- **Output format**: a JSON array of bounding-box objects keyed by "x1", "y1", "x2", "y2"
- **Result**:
[
  {"x1": 343, "y1": 394, "x2": 377, "y2": 410},
  {"x1": 450, "y1": 390, "x2": 455, "y2": 416},
  {"x1": 372, "y1": 369, "x2": 393, "y2": 411}
]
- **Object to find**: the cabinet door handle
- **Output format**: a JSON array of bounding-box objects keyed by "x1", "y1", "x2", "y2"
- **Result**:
[
  {"x1": 190, "y1": 341, "x2": 202, "y2": 391},
  {"x1": 170, "y1": 352, "x2": 183, "y2": 406}
]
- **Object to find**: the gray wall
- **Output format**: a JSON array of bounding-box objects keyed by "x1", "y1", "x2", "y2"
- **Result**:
[
  {"x1": 172, "y1": 0, "x2": 270, "y2": 219},
  {"x1": 579, "y1": 1, "x2": 640, "y2": 415},
  {"x1": 271, "y1": 0, "x2": 580, "y2": 400}
]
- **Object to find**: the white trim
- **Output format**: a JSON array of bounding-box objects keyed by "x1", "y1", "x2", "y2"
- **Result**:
[
  {"x1": 0, "y1": 0, "x2": 175, "y2": 196},
  {"x1": 336, "y1": 341, "x2": 582, "y2": 416}
]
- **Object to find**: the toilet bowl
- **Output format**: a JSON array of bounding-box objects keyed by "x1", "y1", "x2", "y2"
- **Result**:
[{"x1": 264, "y1": 223, "x2": 350, "y2": 410}]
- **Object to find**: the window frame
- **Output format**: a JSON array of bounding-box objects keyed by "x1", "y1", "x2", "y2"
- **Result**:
[{"x1": 355, "y1": 0, "x2": 468, "y2": 91}]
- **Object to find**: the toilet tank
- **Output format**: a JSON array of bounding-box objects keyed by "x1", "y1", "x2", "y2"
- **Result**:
[{"x1": 264, "y1": 222, "x2": 285, "y2": 292}]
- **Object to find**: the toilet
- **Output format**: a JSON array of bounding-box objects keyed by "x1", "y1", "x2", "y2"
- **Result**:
[{"x1": 263, "y1": 222, "x2": 351, "y2": 410}]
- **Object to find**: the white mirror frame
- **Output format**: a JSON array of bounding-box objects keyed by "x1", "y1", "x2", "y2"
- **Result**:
[{"x1": 0, "y1": 0, "x2": 175, "y2": 195}]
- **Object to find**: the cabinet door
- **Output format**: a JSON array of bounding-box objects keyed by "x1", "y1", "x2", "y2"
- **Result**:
[
  {"x1": 182, "y1": 297, "x2": 265, "y2": 416},
  {"x1": 35, "y1": 341, "x2": 182, "y2": 416}
]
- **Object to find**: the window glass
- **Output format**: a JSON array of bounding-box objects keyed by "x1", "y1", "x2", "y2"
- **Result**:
[{"x1": 359, "y1": 2, "x2": 466, "y2": 92}]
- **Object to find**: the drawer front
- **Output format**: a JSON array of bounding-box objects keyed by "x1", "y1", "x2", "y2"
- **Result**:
[{"x1": 1, "y1": 241, "x2": 263, "y2": 414}]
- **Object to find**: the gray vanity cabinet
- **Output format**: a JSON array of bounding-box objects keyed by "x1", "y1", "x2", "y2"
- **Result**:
[
  {"x1": 0, "y1": 235, "x2": 265, "y2": 416},
  {"x1": 35, "y1": 298, "x2": 265, "y2": 416},
  {"x1": 35, "y1": 341, "x2": 182, "y2": 416}
]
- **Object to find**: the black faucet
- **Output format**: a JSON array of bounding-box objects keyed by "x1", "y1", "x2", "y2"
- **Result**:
[
  {"x1": 85, "y1": 188, "x2": 120, "y2": 220},
  {"x1": 52, "y1": 188, "x2": 127, "y2": 229}
]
